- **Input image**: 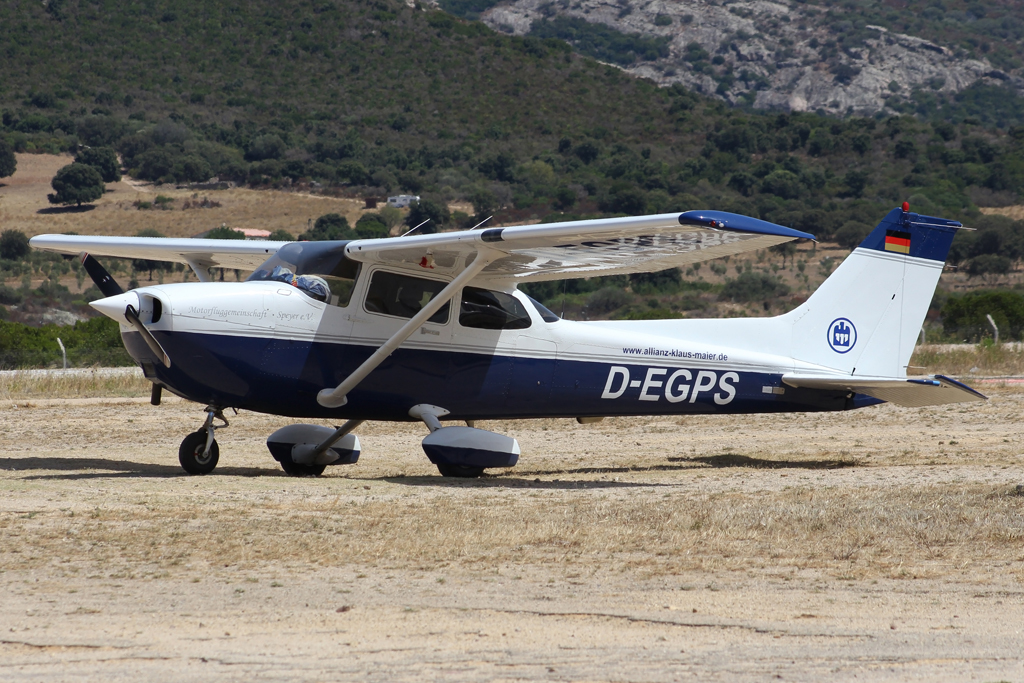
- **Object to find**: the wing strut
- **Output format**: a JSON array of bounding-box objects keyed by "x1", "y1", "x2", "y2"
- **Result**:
[{"x1": 316, "y1": 249, "x2": 501, "y2": 408}]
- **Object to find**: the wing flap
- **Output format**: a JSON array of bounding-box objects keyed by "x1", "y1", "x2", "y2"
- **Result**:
[
  {"x1": 29, "y1": 235, "x2": 289, "y2": 271},
  {"x1": 782, "y1": 373, "x2": 986, "y2": 407}
]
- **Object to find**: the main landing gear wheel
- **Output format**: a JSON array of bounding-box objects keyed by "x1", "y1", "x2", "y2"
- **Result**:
[
  {"x1": 279, "y1": 457, "x2": 327, "y2": 477},
  {"x1": 436, "y1": 463, "x2": 485, "y2": 478},
  {"x1": 179, "y1": 430, "x2": 219, "y2": 475}
]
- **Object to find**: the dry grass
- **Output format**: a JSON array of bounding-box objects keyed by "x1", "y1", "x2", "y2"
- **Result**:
[
  {"x1": 0, "y1": 153, "x2": 375, "y2": 239},
  {"x1": 910, "y1": 343, "x2": 1024, "y2": 376},
  {"x1": 980, "y1": 205, "x2": 1024, "y2": 221},
  {"x1": 0, "y1": 368, "x2": 150, "y2": 400},
  {"x1": 3, "y1": 482, "x2": 1022, "y2": 581}
]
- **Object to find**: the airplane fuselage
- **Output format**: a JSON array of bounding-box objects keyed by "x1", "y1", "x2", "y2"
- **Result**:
[{"x1": 117, "y1": 280, "x2": 876, "y2": 422}]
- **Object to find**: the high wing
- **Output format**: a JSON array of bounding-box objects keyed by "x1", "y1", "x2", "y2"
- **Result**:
[
  {"x1": 345, "y1": 210, "x2": 813, "y2": 282},
  {"x1": 29, "y1": 210, "x2": 812, "y2": 282},
  {"x1": 28, "y1": 235, "x2": 291, "y2": 272}
]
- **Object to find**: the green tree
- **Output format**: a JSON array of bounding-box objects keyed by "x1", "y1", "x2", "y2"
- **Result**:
[
  {"x1": 377, "y1": 205, "x2": 402, "y2": 229},
  {"x1": 0, "y1": 230, "x2": 29, "y2": 260},
  {"x1": 834, "y1": 221, "x2": 872, "y2": 249},
  {"x1": 75, "y1": 146, "x2": 121, "y2": 182},
  {"x1": 720, "y1": 272, "x2": 790, "y2": 303},
  {"x1": 47, "y1": 163, "x2": 105, "y2": 206},
  {"x1": 354, "y1": 213, "x2": 390, "y2": 239},
  {"x1": 300, "y1": 213, "x2": 353, "y2": 241},
  {"x1": 942, "y1": 290, "x2": 1024, "y2": 341},
  {"x1": 268, "y1": 229, "x2": 294, "y2": 241},
  {"x1": 405, "y1": 197, "x2": 449, "y2": 234},
  {"x1": 205, "y1": 225, "x2": 245, "y2": 239},
  {"x1": 0, "y1": 139, "x2": 16, "y2": 180}
]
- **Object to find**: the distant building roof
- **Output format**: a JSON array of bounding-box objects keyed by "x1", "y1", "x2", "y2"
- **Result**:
[{"x1": 235, "y1": 228, "x2": 271, "y2": 239}]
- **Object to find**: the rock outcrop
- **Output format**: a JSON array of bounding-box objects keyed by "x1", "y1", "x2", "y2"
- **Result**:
[{"x1": 480, "y1": 0, "x2": 1021, "y2": 115}]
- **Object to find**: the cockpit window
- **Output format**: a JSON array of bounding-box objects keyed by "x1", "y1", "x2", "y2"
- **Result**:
[
  {"x1": 527, "y1": 295, "x2": 560, "y2": 323},
  {"x1": 460, "y1": 287, "x2": 532, "y2": 330},
  {"x1": 248, "y1": 242, "x2": 359, "y2": 306},
  {"x1": 364, "y1": 270, "x2": 450, "y2": 324}
]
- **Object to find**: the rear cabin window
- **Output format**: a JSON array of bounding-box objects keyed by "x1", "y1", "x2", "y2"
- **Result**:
[
  {"x1": 459, "y1": 287, "x2": 532, "y2": 330},
  {"x1": 364, "y1": 270, "x2": 450, "y2": 324}
]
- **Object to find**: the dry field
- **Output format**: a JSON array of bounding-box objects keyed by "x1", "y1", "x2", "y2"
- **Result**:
[
  {"x1": 1, "y1": 371, "x2": 1023, "y2": 682},
  {"x1": 981, "y1": 205, "x2": 1024, "y2": 221},
  {"x1": 0, "y1": 153, "x2": 375, "y2": 239}
]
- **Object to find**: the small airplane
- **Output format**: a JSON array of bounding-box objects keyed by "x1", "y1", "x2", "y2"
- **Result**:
[{"x1": 30, "y1": 202, "x2": 985, "y2": 478}]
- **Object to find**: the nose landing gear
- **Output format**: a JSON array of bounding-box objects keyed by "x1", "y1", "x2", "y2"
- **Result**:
[{"x1": 178, "y1": 406, "x2": 228, "y2": 475}]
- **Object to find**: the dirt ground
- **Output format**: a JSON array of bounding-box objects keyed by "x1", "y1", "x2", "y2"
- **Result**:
[{"x1": 1, "y1": 379, "x2": 1023, "y2": 682}]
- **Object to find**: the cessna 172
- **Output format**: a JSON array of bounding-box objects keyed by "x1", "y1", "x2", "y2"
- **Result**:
[{"x1": 29, "y1": 205, "x2": 984, "y2": 478}]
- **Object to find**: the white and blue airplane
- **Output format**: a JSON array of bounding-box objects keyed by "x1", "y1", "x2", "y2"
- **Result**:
[{"x1": 30, "y1": 204, "x2": 984, "y2": 478}]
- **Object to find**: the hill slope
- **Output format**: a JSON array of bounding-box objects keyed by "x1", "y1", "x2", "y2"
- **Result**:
[
  {"x1": 1, "y1": 0, "x2": 1022, "y2": 246},
  {"x1": 466, "y1": 0, "x2": 1024, "y2": 121}
]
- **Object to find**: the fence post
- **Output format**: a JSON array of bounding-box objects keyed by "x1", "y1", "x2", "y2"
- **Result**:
[
  {"x1": 985, "y1": 314, "x2": 999, "y2": 345},
  {"x1": 56, "y1": 338, "x2": 67, "y2": 370}
]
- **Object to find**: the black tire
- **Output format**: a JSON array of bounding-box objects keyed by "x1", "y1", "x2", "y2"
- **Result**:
[
  {"x1": 279, "y1": 458, "x2": 327, "y2": 477},
  {"x1": 436, "y1": 463, "x2": 485, "y2": 478},
  {"x1": 179, "y1": 430, "x2": 219, "y2": 475}
]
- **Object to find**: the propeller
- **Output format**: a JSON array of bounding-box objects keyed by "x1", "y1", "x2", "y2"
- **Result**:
[
  {"x1": 124, "y1": 303, "x2": 171, "y2": 368},
  {"x1": 80, "y1": 251, "x2": 171, "y2": 368},
  {"x1": 79, "y1": 252, "x2": 124, "y2": 297}
]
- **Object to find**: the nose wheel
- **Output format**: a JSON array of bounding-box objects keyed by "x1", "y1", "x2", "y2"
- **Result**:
[{"x1": 178, "y1": 406, "x2": 228, "y2": 475}]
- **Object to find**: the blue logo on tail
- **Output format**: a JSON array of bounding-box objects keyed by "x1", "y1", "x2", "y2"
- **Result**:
[{"x1": 827, "y1": 318, "x2": 857, "y2": 354}]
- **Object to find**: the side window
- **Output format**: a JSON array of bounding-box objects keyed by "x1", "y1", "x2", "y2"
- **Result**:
[
  {"x1": 459, "y1": 287, "x2": 532, "y2": 330},
  {"x1": 322, "y1": 259, "x2": 360, "y2": 307},
  {"x1": 364, "y1": 270, "x2": 450, "y2": 324}
]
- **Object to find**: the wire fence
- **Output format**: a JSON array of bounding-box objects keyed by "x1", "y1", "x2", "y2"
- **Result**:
[{"x1": 0, "y1": 347, "x2": 133, "y2": 370}]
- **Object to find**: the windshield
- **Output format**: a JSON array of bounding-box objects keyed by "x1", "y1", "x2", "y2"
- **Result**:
[
  {"x1": 248, "y1": 242, "x2": 360, "y2": 306},
  {"x1": 527, "y1": 295, "x2": 560, "y2": 322}
]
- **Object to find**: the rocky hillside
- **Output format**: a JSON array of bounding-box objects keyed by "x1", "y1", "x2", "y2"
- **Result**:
[{"x1": 475, "y1": 0, "x2": 1023, "y2": 116}]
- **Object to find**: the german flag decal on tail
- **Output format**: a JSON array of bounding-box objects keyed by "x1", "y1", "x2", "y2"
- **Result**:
[{"x1": 884, "y1": 229, "x2": 911, "y2": 254}]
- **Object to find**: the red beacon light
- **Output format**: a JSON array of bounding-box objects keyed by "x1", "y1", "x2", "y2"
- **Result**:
[{"x1": 902, "y1": 201, "x2": 910, "y2": 212}]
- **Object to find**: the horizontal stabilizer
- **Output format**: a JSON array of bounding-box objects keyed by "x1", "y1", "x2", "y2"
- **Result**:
[{"x1": 782, "y1": 373, "x2": 986, "y2": 408}]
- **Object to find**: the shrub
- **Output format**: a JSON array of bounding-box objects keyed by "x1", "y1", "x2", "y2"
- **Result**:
[
  {"x1": 0, "y1": 230, "x2": 29, "y2": 260},
  {"x1": 586, "y1": 287, "x2": 631, "y2": 314},
  {"x1": 0, "y1": 138, "x2": 16, "y2": 179},
  {"x1": 629, "y1": 268, "x2": 681, "y2": 294},
  {"x1": 942, "y1": 290, "x2": 1024, "y2": 341},
  {"x1": 205, "y1": 226, "x2": 246, "y2": 240},
  {"x1": 246, "y1": 134, "x2": 286, "y2": 161},
  {"x1": 354, "y1": 213, "x2": 390, "y2": 239},
  {"x1": 834, "y1": 221, "x2": 873, "y2": 249},
  {"x1": 760, "y1": 170, "x2": 802, "y2": 199},
  {"x1": 965, "y1": 254, "x2": 1012, "y2": 278},
  {"x1": 720, "y1": 271, "x2": 790, "y2": 302},
  {"x1": 300, "y1": 213, "x2": 353, "y2": 241}
]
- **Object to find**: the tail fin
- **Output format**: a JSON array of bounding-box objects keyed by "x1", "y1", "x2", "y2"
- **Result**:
[{"x1": 785, "y1": 206, "x2": 961, "y2": 378}]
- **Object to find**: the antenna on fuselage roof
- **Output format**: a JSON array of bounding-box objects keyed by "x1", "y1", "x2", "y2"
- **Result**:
[
  {"x1": 400, "y1": 219, "x2": 431, "y2": 238},
  {"x1": 469, "y1": 216, "x2": 492, "y2": 230}
]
